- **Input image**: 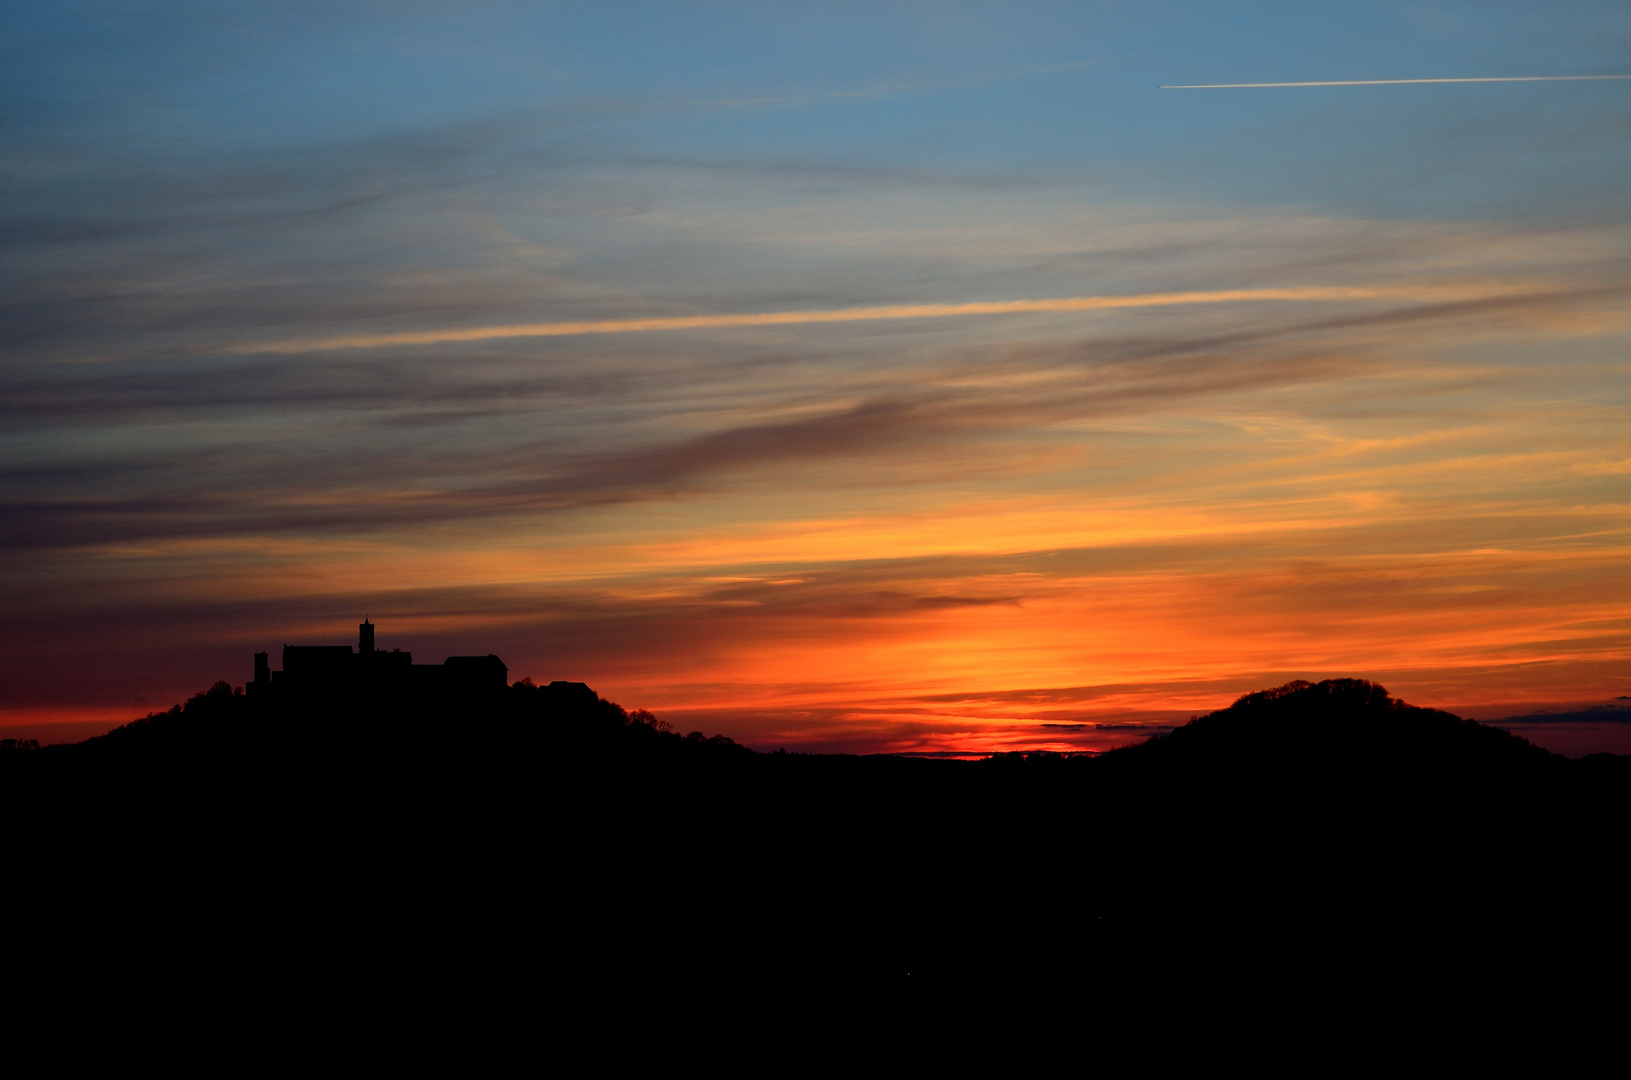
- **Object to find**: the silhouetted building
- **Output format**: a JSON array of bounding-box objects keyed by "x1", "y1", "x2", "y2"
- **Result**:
[
  {"x1": 282, "y1": 645, "x2": 356, "y2": 684},
  {"x1": 247, "y1": 621, "x2": 507, "y2": 698},
  {"x1": 441, "y1": 654, "x2": 510, "y2": 694}
]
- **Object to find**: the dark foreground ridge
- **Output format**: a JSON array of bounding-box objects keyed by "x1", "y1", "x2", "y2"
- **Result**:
[{"x1": 7, "y1": 664, "x2": 1631, "y2": 1006}]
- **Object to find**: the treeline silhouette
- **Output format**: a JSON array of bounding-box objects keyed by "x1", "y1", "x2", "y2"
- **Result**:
[{"x1": 7, "y1": 675, "x2": 1631, "y2": 1012}]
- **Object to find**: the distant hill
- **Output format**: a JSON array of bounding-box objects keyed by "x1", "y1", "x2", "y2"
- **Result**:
[
  {"x1": 1114, "y1": 676, "x2": 1555, "y2": 768},
  {"x1": 1096, "y1": 677, "x2": 1588, "y2": 806}
]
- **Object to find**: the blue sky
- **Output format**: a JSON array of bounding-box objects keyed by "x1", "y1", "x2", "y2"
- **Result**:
[{"x1": 8, "y1": 3, "x2": 1627, "y2": 208}]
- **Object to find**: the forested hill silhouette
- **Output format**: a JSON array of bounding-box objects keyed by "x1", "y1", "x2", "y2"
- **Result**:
[
  {"x1": 1086, "y1": 677, "x2": 1631, "y2": 830},
  {"x1": 26, "y1": 675, "x2": 752, "y2": 762},
  {"x1": 12, "y1": 615, "x2": 753, "y2": 763},
  {"x1": 7, "y1": 670, "x2": 1631, "y2": 1001},
  {"x1": 1102, "y1": 676, "x2": 1572, "y2": 781}
]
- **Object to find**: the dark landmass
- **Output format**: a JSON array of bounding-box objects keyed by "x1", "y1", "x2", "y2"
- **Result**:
[{"x1": 7, "y1": 675, "x2": 1631, "y2": 1004}]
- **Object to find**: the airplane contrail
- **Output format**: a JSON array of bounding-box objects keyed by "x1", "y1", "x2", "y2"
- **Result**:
[
  {"x1": 1161, "y1": 75, "x2": 1631, "y2": 89},
  {"x1": 232, "y1": 286, "x2": 1404, "y2": 353}
]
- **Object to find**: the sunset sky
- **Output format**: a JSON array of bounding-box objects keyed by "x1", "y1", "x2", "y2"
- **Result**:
[{"x1": 4, "y1": 3, "x2": 1630, "y2": 752}]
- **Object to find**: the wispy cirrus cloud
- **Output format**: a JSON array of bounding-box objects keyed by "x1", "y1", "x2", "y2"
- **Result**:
[
  {"x1": 1161, "y1": 75, "x2": 1631, "y2": 89},
  {"x1": 226, "y1": 284, "x2": 1484, "y2": 353},
  {"x1": 3, "y1": 261, "x2": 1624, "y2": 556}
]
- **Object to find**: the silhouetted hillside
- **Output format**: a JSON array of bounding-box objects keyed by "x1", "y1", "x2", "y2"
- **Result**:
[
  {"x1": 1094, "y1": 677, "x2": 1597, "y2": 819},
  {"x1": 12, "y1": 674, "x2": 750, "y2": 767},
  {"x1": 7, "y1": 674, "x2": 1631, "y2": 999},
  {"x1": 1115, "y1": 677, "x2": 1556, "y2": 770}
]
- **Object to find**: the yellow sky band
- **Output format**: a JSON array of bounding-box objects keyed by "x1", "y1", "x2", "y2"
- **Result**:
[{"x1": 235, "y1": 286, "x2": 1411, "y2": 353}]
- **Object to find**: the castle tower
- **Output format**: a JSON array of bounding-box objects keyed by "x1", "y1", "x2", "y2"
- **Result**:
[{"x1": 359, "y1": 617, "x2": 375, "y2": 654}]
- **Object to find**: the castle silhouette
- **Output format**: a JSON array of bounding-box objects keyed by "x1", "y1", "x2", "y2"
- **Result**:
[{"x1": 248, "y1": 618, "x2": 507, "y2": 697}]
